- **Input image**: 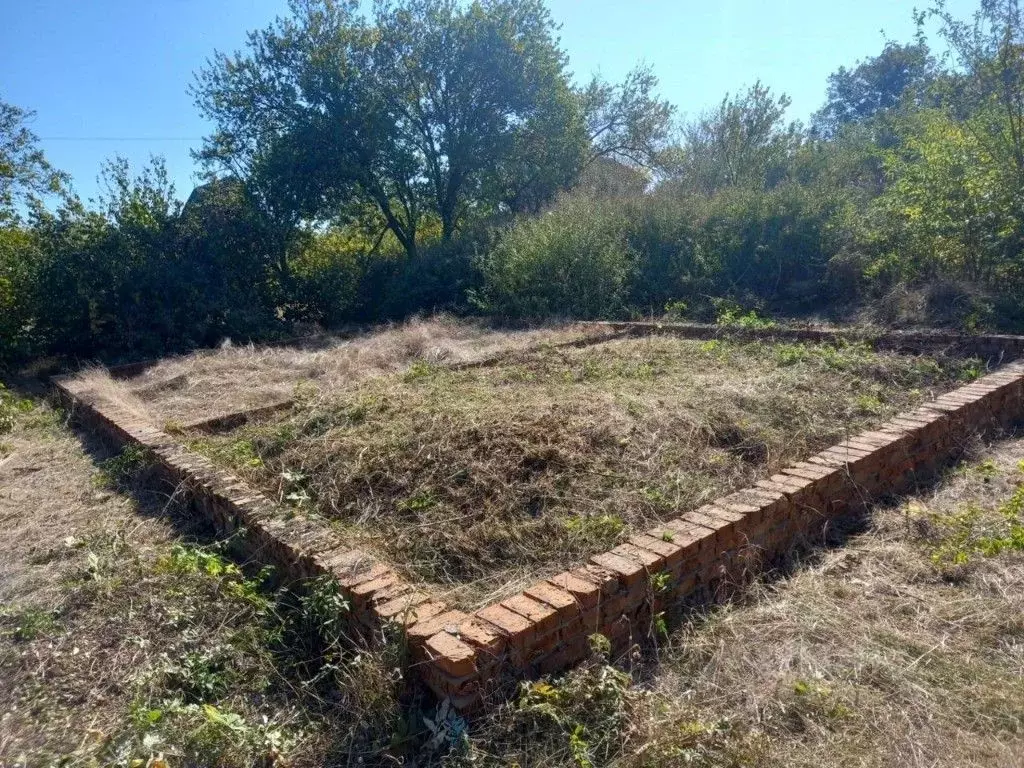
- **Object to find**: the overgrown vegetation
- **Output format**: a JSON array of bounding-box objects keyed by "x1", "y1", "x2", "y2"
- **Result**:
[
  {"x1": 184, "y1": 334, "x2": 978, "y2": 603},
  {"x1": 4, "y1": 1, "x2": 1024, "y2": 364},
  {"x1": 0, "y1": 399, "x2": 428, "y2": 766}
]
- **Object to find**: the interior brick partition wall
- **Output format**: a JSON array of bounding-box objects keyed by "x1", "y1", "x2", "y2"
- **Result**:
[
  {"x1": 584, "y1": 320, "x2": 1024, "y2": 362},
  {"x1": 53, "y1": 331, "x2": 1024, "y2": 713}
]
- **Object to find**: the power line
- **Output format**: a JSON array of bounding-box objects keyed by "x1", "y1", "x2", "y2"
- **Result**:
[{"x1": 40, "y1": 137, "x2": 202, "y2": 141}]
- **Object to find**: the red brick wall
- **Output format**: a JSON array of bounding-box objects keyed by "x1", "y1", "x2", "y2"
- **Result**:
[{"x1": 53, "y1": 351, "x2": 1024, "y2": 713}]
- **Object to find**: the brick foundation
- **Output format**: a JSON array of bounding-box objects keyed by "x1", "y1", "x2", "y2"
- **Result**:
[{"x1": 53, "y1": 334, "x2": 1024, "y2": 713}]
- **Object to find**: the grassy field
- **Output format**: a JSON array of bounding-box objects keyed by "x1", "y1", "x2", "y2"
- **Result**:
[
  {"x1": 2, "y1": 382, "x2": 1023, "y2": 766},
  {"x1": 177, "y1": 329, "x2": 981, "y2": 607}
]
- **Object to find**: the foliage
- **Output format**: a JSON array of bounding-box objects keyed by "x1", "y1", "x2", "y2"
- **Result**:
[
  {"x1": 0, "y1": 100, "x2": 69, "y2": 225},
  {"x1": 194, "y1": 0, "x2": 588, "y2": 256},
  {"x1": 672, "y1": 82, "x2": 801, "y2": 195},
  {"x1": 7, "y1": 1, "x2": 1024, "y2": 364},
  {"x1": 812, "y1": 41, "x2": 936, "y2": 138},
  {"x1": 0, "y1": 382, "x2": 33, "y2": 434},
  {"x1": 580, "y1": 64, "x2": 676, "y2": 171}
]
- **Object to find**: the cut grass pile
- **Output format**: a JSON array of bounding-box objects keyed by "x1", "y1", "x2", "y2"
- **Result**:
[
  {"x1": 87, "y1": 316, "x2": 605, "y2": 425},
  {"x1": 191, "y1": 333, "x2": 983, "y2": 606}
]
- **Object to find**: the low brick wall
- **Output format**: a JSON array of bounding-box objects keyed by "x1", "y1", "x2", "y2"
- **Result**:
[
  {"x1": 53, "y1": 352, "x2": 1024, "y2": 713},
  {"x1": 51, "y1": 376, "x2": 461, "y2": 679},
  {"x1": 584, "y1": 321, "x2": 1024, "y2": 363},
  {"x1": 415, "y1": 360, "x2": 1024, "y2": 709}
]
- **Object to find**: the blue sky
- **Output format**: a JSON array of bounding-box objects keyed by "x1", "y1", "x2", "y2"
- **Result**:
[{"x1": 1, "y1": 0, "x2": 976, "y2": 204}]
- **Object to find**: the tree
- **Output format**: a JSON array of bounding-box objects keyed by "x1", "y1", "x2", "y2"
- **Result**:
[
  {"x1": 0, "y1": 98, "x2": 70, "y2": 359},
  {"x1": 674, "y1": 82, "x2": 799, "y2": 196},
  {"x1": 812, "y1": 42, "x2": 935, "y2": 138},
  {"x1": 865, "y1": 108, "x2": 1021, "y2": 286},
  {"x1": 580, "y1": 65, "x2": 675, "y2": 170},
  {"x1": 929, "y1": 0, "x2": 1024, "y2": 183},
  {"x1": 194, "y1": 0, "x2": 587, "y2": 258},
  {"x1": 0, "y1": 99, "x2": 69, "y2": 225}
]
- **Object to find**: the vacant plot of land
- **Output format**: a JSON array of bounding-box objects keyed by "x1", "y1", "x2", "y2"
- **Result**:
[
  {"x1": 5, "y1": 385, "x2": 1022, "y2": 767},
  {"x1": 178, "y1": 331, "x2": 981, "y2": 607},
  {"x1": 84, "y1": 317, "x2": 608, "y2": 425}
]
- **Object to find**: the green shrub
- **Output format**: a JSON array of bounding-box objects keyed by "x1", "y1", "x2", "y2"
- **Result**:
[{"x1": 473, "y1": 196, "x2": 637, "y2": 318}]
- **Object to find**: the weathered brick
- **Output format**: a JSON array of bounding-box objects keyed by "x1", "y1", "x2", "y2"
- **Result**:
[
  {"x1": 396, "y1": 600, "x2": 449, "y2": 629},
  {"x1": 502, "y1": 594, "x2": 558, "y2": 635},
  {"x1": 574, "y1": 565, "x2": 621, "y2": 596},
  {"x1": 349, "y1": 573, "x2": 402, "y2": 604},
  {"x1": 425, "y1": 633, "x2": 477, "y2": 678},
  {"x1": 612, "y1": 543, "x2": 664, "y2": 570},
  {"x1": 524, "y1": 582, "x2": 581, "y2": 619},
  {"x1": 456, "y1": 618, "x2": 506, "y2": 660},
  {"x1": 547, "y1": 571, "x2": 601, "y2": 609},
  {"x1": 407, "y1": 610, "x2": 471, "y2": 643},
  {"x1": 590, "y1": 552, "x2": 645, "y2": 586},
  {"x1": 476, "y1": 604, "x2": 535, "y2": 647},
  {"x1": 375, "y1": 591, "x2": 430, "y2": 621},
  {"x1": 628, "y1": 533, "x2": 686, "y2": 568}
]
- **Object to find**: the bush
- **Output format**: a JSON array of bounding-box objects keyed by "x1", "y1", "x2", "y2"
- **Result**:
[{"x1": 473, "y1": 195, "x2": 637, "y2": 319}]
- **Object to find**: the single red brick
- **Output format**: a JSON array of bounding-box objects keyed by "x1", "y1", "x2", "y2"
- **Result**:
[
  {"x1": 782, "y1": 463, "x2": 836, "y2": 481},
  {"x1": 369, "y1": 581, "x2": 414, "y2": 606},
  {"x1": 524, "y1": 582, "x2": 580, "y2": 617},
  {"x1": 547, "y1": 571, "x2": 601, "y2": 609},
  {"x1": 335, "y1": 561, "x2": 390, "y2": 590},
  {"x1": 590, "y1": 552, "x2": 645, "y2": 585},
  {"x1": 456, "y1": 618, "x2": 506, "y2": 659},
  {"x1": 629, "y1": 533, "x2": 685, "y2": 566},
  {"x1": 575, "y1": 564, "x2": 621, "y2": 596},
  {"x1": 407, "y1": 610, "x2": 470, "y2": 642},
  {"x1": 699, "y1": 504, "x2": 745, "y2": 524},
  {"x1": 713, "y1": 493, "x2": 763, "y2": 515},
  {"x1": 680, "y1": 509, "x2": 729, "y2": 533},
  {"x1": 476, "y1": 604, "x2": 534, "y2": 646},
  {"x1": 375, "y1": 591, "x2": 430, "y2": 620},
  {"x1": 397, "y1": 600, "x2": 450, "y2": 628},
  {"x1": 425, "y1": 632, "x2": 477, "y2": 678},
  {"x1": 349, "y1": 573, "x2": 402, "y2": 603},
  {"x1": 612, "y1": 543, "x2": 663, "y2": 569},
  {"x1": 502, "y1": 594, "x2": 558, "y2": 634}
]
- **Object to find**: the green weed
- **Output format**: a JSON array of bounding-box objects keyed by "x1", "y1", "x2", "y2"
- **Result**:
[{"x1": 0, "y1": 384, "x2": 33, "y2": 434}]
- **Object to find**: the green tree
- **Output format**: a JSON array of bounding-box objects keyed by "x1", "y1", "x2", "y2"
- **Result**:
[
  {"x1": 673, "y1": 82, "x2": 800, "y2": 196},
  {"x1": 812, "y1": 42, "x2": 935, "y2": 138},
  {"x1": 580, "y1": 64, "x2": 676, "y2": 170},
  {"x1": 929, "y1": 0, "x2": 1024, "y2": 185},
  {"x1": 0, "y1": 99, "x2": 70, "y2": 359},
  {"x1": 0, "y1": 99, "x2": 69, "y2": 225},
  {"x1": 194, "y1": 0, "x2": 587, "y2": 258},
  {"x1": 864, "y1": 108, "x2": 1020, "y2": 286}
]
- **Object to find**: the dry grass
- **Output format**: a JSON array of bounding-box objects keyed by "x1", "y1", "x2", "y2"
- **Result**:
[
  {"x1": 89, "y1": 315, "x2": 607, "y2": 425},
  {"x1": 4, "y1": 357, "x2": 1024, "y2": 766},
  {"x1": 192, "y1": 334, "x2": 981, "y2": 607},
  {"x1": 0, "y1": 395, "x2": 419, "y2": 767},
  {"x1": 462, "y1": 437, "x2": 1024, "y2": 768}
]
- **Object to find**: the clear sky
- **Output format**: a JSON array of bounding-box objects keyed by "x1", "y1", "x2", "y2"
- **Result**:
[{"x1": 0, "y1": 0, "x2": 977, "y2": 204}]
